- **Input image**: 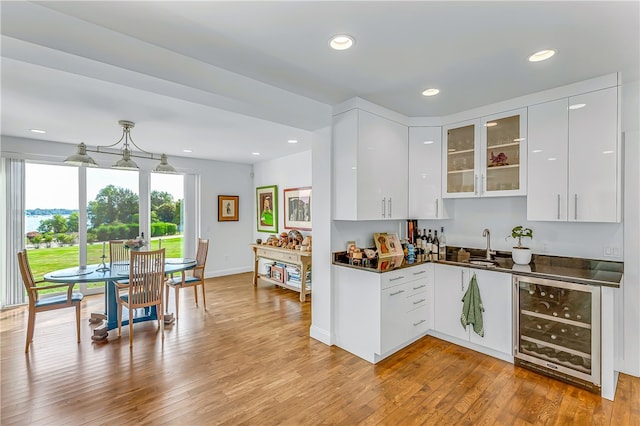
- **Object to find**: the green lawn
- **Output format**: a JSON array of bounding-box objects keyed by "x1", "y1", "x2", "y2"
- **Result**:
[{"x1": 26, "y1": 236, "x2": 184, "y2": 293}]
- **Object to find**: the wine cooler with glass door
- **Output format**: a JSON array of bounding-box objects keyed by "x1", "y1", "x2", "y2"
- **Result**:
[{"x1": 513, "y1": 276, "x2": 601, "y2": 392}]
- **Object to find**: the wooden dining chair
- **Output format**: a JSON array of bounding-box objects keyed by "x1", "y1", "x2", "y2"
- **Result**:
[
  {"x1": 17, "y1": 250, "x2": 84, "y2": 353},
  {"x1": 115, "y1": 248, "x2": 166, "y2": 347},
  {"x1": 109, "y1": 240, "x2": 128, "y2": 265},
  {"x1": 165, "y1": 238, "x2": 209, "y2": 319}
]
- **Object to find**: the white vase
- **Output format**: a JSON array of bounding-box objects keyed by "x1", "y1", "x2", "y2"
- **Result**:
[{"x1": 512, "y1": 247, "x2": 532, "y2": 265}]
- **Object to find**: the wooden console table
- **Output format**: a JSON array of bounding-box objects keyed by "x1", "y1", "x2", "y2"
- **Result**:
[{"x1": 250, "y1": 244, "x2": 312, "y2": 302}]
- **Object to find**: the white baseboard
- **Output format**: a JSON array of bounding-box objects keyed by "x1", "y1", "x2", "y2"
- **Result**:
[
  {"x1": 204, "y1": 266, "x2": 253, "y2": 279},
  {"x1": 310, "y1": 325, "x2": 332, "y2": 346}
]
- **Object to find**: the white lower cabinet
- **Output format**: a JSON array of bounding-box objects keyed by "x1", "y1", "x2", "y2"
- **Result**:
[
  {"x1": 334, "y1": 264, "x2": 433, "y2": 363},
  {"x1": 433, "y1": 263, "x2": 513, "y2": 360}
]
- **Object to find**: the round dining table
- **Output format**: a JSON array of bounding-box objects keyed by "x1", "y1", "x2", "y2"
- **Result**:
[{"x1": 44, "y1": 258, "x2": 197, "y2": 341}]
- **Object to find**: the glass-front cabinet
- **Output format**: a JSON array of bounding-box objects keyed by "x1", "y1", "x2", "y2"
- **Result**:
[{"x1": 443, "y1": 108, "x2": 527, "y2": 198}]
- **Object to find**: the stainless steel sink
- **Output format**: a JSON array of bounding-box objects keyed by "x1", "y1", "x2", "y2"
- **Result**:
[{"x1": 468, "y1": 257, "x2": 498, "y2": 267}]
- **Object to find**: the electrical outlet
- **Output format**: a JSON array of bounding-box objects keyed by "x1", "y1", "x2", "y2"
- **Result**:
[
  {"x1": 603, "y1": 246, "x2": 620, "y2": 257},
  {"x1": 604, "y1": 246, "x2": 612, "y2": 256}
]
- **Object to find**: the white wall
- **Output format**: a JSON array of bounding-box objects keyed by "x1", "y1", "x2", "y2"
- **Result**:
[
  {"x1": 0, "y1": 136, "x2": 255, "y2": 278},
  {"x1": 252, "y1": 150, "x2": 312, "y2": 242},
  {"x1": 332, "y1": 197, "x2": 623, "y2": 261}
]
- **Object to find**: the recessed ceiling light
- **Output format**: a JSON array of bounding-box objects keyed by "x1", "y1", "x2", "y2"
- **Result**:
[
  {"x1": 528, "y1": 49, "x2": 556, "y2": 62},
  {"x1": 30, "y1": 129, "x2": 46, "y2": 134},
  {"x1": 252, "y1": 152, "x2": 261, "y2": 156},
  {"x1": 569, "y1": 103, "x2": 586, "y2": 110},
  {"x1": 485, "y1": 122, "x2": 498, "y2": 127},
  {"x1": 602, "y1": 150, "x2": 614, "y2": 154},
  {"x1": 548, "y1": 157, "x2": 557, "y2": 161},
  {"x1": 423, "y1": 140, "x2": 434, "y2": 145},
  {"x1": 287, "y1": 139, "x2": 298, "y2": 144},
  {"x1": 329, "y1": 35, "x2": 355, "y2": 50},
  {"x1": 422, "y1": 88, "x2": 440, "y2": 97},
  {"x1": 183, "y1": 149, "x2": 193, "y2": 153},
  {"x1": 532, "y1": 149, "x2": 542, "y2": 153}
]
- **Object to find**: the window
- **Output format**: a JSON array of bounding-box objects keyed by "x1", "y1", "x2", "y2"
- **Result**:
[{"x1": 150, "y1": 173, "x2": 184, "y2": 257}]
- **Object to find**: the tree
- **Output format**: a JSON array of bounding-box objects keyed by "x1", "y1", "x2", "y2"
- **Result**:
[
  {"x1": 88, "y1": 185, "x2": 139, "y2": 228},
  {"x1": 156, "y1": 202, "x2": 176, "y2": 223},
  {"x1": 37, "y1": 214, "x2": 68, "y2": 234},
  {"x1": 173, "y1": 199, "x2": 183, "y2": 227},
  {"x1": 67, "y1": 212, "x2": 79, "y2": 232},
  {"x1": 151, "y1": 191, "x2": 174, "y2": 210}
]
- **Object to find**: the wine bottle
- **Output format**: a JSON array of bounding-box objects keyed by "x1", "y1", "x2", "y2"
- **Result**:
[
  {"x1": 427, "y1": 229, "x2": 434, "y2": 260},
  {"x1": 439, "y1": 226, "x2": 447, "y2": 260},
  {"x1": 422, "y1": 229, "x2": 427, "y2": 258},
  {"x1": 416, "y1": 229, "x2": 423, "y2": 254},
  {"x1": 433, "y1": 230, "x2": 440, "y2": 260}
]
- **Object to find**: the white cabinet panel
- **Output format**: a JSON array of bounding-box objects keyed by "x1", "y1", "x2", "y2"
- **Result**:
[
  {"x1": 468, "y1": 269, "x2": 513, "y2": 355},
  {"x1": 527, "y1": 86, "x2": 620, "y2": 223},
  {"x1": 333, "y1": 109, "x2": 408, "y2": 220},
  {"x1": 434, "y1": 264, "x2": 513, "y2": 356},
  {"x1": 434, "y1": 264, "x2": 470, "y2": 340},
  {"x1": 408, "y1": 126, "x2": 448, "y2": 219},
  {"x1": 527, "y1": 99, "x2": 569, "y2": 221},
  {"x1": 568, "y1": 87, "x2": 620, "y2": 222}
]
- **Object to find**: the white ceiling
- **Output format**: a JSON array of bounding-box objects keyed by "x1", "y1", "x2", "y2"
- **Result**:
[{"x1": 1, "y1": 1, "x2": 638, "y2": 164}]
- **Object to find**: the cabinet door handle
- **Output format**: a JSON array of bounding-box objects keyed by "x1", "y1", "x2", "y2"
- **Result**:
[
  {"x1": 413, "y1": 284, "x2": 426, "y2": 290},
  {"x1": 474, "y1": 175, "x2": 478, "y2": 195},
  {"x1": 413, "y1": 298, "x2": 426, "y2": 305},
  {"x1": 382, "y1": 198, "x2": 386, "y2": 218},
  {"x1": 390, "y1": 289, "x2": 405, "y2": 296},
  {"x1": 389, "y1": 276, "x2": 405, "y2": 281},
  {"x1": 388, "y1": 198, "x2": 392, "y2": 218},
  {"x1": 413, "y1": 319, "x2": 426, "y2": 326},
  {"x1": 435, "y1": 199, "x2": 439, "y2": 218},
  {"x1": 412, "y1": 270, "x2": 425, "y2": 276},
  {"x1": 557, "y1": 194, "x2": 561, "y2": 220},
  {"x1": 574, "y1": 194, "x2": 578, "y2": 220}
]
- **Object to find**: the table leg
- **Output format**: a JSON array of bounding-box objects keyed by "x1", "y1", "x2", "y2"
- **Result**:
[
  {"x1": 299, "y1": 263, "x2": 308, "y2": 303},
  {"x1": 253, "y1": 251, "x2": 259, "y2": 286}
]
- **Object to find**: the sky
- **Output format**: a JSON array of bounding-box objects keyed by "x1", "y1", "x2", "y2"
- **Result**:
[{"x1": 25, "y1": 163, "x2": 184, "y2": 210}]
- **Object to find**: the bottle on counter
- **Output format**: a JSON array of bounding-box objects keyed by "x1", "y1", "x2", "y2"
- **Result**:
[
  {"x1": 426, "y1": 229, "x2": 433, "y2": 260},
  {"x1": 422, "y1": 228, "x2": 427, "y2": 256},
  {"x1": 433, "y1": 230, "x2": 440, "y2": 260},
  {"x1": 416, "y1": 229, "x2": 423, "y2": 255},
  {"x1": 439, "y1": 226, "x2": 447, "y2": 260}
]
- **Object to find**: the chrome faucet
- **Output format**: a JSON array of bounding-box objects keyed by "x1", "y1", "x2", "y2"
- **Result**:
[{"x1": 483, "y1": 228, "x2": 496, "y2": 260}]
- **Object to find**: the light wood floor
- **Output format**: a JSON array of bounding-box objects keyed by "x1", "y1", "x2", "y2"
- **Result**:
[{"x1": 1, "y1": 272, "x2": 638, "y2": 425}]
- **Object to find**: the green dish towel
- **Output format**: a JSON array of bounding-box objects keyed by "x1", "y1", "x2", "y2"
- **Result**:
[{"x1": 461, "y1": 273, "x2": 485, "y2": 337}]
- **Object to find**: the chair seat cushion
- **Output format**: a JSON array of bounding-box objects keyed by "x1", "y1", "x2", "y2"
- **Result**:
[
  {"x1": 35, "y1": 293, "x2": 83, "y2": 307},
  {"x1": 167, "y1": 276, "x2": 201, "y2": 287}
]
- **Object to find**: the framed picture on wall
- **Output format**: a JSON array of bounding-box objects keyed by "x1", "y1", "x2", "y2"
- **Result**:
[
  {"x1": 218, "y1": 195, "x2": 239, "y2": 222},
  {"x1": 284, "y1": 187, "x2": 312, "y2": 230},
  {"x1": 256, "y1": 185, "x2": 278, "y2": 233}
]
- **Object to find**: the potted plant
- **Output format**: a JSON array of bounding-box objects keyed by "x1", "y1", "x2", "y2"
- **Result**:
[{"x1": 509, "y1": 225, "x2": 533, "y2": 265}]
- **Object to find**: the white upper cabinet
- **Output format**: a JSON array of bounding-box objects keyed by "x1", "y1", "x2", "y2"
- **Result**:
[
  {"x1": 408, "y1": 126, "x2": 448, "y2": 219},
  {"x1": 443, "y1": 108, "x2": 527, "y2": 198},
  {"x1": 481, "y1": 109, "x2": 527, "y2": 197},
  {"x1": 568, "y1": 87, "x2": 620, "y2": 222},
  {"x1": 333, "y1": 108, "x2": 408, "y2": 220},
  {"x1": 527, "y1": 98, "x2": 569, "y2": 221},
  {"x1": 527, "y1": 86, "x2": 620, "y2": 222}
]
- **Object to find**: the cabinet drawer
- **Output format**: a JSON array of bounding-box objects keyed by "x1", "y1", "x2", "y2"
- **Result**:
[
  {"x1": 256, "y1": 248, "x2": 298, "y2": 263},
  {"x1": 407, "y1": 281, "x2": 428, "y2": 297},
  {"x1": 407, "y1": 292, "x2": 428, "y2": 310},
  {"x1": 382, "y1": 270, "x2": 412, "y2": 289},
  {"x1": 408, "y1": 306, "x2": 430, "y2": 337}
]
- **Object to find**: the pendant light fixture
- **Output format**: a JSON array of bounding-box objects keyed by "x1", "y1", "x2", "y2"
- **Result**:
[{"x1": 64, "y1": 120, "x2": 176, "y2": 173}]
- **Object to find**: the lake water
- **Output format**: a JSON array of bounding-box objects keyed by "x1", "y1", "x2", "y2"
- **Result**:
[{"x1": 25, "y1": 214, "x2": 70, "y2": 232}]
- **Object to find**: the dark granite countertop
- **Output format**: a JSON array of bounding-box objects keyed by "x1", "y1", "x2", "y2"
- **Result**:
[{"x1": 332, "y1": 246, "x2": 623, "y2": 287}]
